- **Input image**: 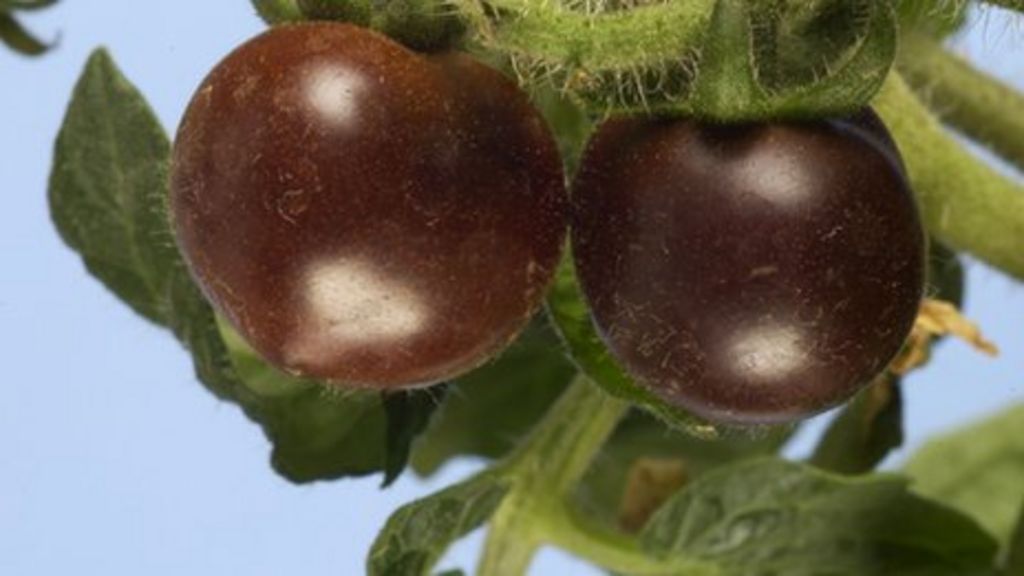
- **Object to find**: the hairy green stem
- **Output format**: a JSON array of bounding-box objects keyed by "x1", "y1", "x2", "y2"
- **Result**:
[
  {"x1": 456, "y1": 0, "x2": 715, "y2": 70},
  {"x1": 898, "y1": 32, "x2": 1024, "y2": 173},
  {"x1": 873, "y1": 74, "x2": 1024, "y2": 280},
  {"x1": 478, "y1": 375, "x2": 629, "y2": 576}
]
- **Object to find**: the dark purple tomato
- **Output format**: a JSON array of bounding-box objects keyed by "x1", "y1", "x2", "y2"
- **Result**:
[
  {"x1": 571, "y1": 113, "x2": 924, "y2": 424},
  {"x1": 170, "y1": 23, "x2": 567, "y2": 389}
]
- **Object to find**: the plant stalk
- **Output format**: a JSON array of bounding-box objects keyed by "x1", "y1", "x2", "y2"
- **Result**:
[
  {"x1": 477, "y1": 375, "x2": 629, "y2": 576},
  {"x1": 873, "y1": 74, "x2": 1024, "y2": 280},
  {"x1": 898, "y1": 32, "x2": 1024, "y2": 174}
]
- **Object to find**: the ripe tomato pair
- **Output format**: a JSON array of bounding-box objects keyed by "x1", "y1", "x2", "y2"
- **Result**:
[{"x1": 170, "y1": 23, "x2": 924, "y2": 424}]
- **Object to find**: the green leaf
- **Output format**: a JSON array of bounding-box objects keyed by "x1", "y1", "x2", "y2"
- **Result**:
[
  {"x1": 810, "y1": 376, "x2": 904, "y2": 475},
  {"x1": 641, "y1": 458, "x2": 999, "y2": 576},
  {"x1": 0, "y1": 12, "x2": 51, "y2": 56},
  {"x1": 1007, "y1": 504, "x2": 1024, "y2": 575},
  {"x1": 546, "y1": 255, "x2": 710, "y2": 433},
  {"x1": 251, "y1": 0, "x2": 303, "y2": 24},
  {"x1": 905, "y1": 404, "x2": 1024, "y2": 550},
  {"x1": 50, "y1": 50, "x2": 437, "y2": 485},
  {"x1": 410, "y1": 317, "x2": 575, "y2": 477},
  {"x1": 576, "y1": 410, "x2": 793, "y2": 528},
  {"x1": 219, "y1": 324, "x2": 436, "y2": 484},
  {"x1": 384, "y1": 387, "x2": 447, "y2": 487},
  {"x1": 368, "y1": 472, "x2": 509, "y2": 576},
  {"x1": 49, "y1": 49, "x2": 177, "y2": 324}
]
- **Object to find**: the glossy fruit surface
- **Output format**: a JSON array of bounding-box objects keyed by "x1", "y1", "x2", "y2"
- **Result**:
[
  {"x1": 571, "y1": 113, "x2": 925, "y2": 424},
  {"x1": 170, "y1": 23, "x2": 567, "y2": 388}
]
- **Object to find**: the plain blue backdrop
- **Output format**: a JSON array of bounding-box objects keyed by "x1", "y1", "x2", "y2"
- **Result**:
[{"x1": 1, "y1": 2, "x2": 1021, "y2": 575}]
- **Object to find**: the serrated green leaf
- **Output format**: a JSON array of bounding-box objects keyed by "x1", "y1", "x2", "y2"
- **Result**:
[
  {"x1": 384, "y1": 387, "x2": 447, "y2": 487},
  {"x1": 49, "y1": 49, "x2": 177, "y2": 323},
  {"x1": 810, "y1": 376, "x2": 904, "y2": 475},
  {"x1": 641, "y1": 458, "x2": 998, "y2": 576},
  {"x1": 546, "y1": 254, "x2": 709, "y2": 433},
  {"x1": 368, "y1": 472, "x2": 509, "y2": 576},
  {"x1": 576, "y1": 410, "x2": 793, "y2": 528},
  {"x1": 410, "y1": 317, "x2": 575, "y2": 477},
  {"x1": 905, "y1": 404, "x2": 1024, "y2": 551}
]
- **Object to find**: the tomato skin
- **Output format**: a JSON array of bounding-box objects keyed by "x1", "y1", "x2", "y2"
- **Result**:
[
  {"x1": 571, "y1": 114, "x2": 925, "y2": 424},
  {"x1": 170, "y1": 23, "x2": 567, "y2": 388}
]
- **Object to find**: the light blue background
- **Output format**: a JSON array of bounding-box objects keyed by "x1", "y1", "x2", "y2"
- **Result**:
[{"x1": 1, "y1": 2, "x2": 1021, "y2": 575}]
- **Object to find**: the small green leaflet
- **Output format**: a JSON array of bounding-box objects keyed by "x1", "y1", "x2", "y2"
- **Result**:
[
  {"x1": 810, "y1": 376, "x2": 904, "y2": 475},
  {"x1": 368, "y1": 472, "x2": 509, "y2": 576},
  {"x1": 641, "y1": 458, "x2": 999, "y2": 576},
  {"x1": 48, "y1": 49, "x2": 438, "y2": 485},
  {"x1": 545, "y1": 254, "x2": 709, "y2": 433},
  {"x1": 49, "y1": 49, "x2": 178, "y2": 324},
  {"x1": 905, "y1": 404, "x2": 1024, "y2": 551}
]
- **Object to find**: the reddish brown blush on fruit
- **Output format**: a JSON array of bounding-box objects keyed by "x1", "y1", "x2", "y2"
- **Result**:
[
  {"x1": 571, "y1": 113, "x2": 925, "y2": 424},
  {"x1": 170, "y1": 23, "x2": 567, "y2": 388}
]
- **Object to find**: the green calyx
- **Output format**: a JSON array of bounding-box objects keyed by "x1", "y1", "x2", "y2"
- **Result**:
[{"x1": 279, "y1": 0, "x2": 901, "y2": 122}]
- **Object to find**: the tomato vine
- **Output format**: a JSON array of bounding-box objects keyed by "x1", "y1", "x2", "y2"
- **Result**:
[{"x1": 40, "y1": 0, "x2": 1024, "y2": 574}]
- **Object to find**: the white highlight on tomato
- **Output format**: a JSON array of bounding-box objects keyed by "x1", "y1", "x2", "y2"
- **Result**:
[
  {"x1": 729, "y1": 322, "x2": 807, "y2": 383},
  {"x1": 285, "y1": 256, "x2": 429, "y2": 365},
  {"x1": 303, "y1": 62, "x2": 366, "y2": 128}
]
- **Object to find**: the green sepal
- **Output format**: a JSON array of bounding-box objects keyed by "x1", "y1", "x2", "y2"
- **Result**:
[{"x1": 810, "y1": 376, "x2": 904, "y2": 475}]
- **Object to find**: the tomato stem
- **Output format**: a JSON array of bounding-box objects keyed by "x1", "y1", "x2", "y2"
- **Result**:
[
  {"x1": 898, "y1": 32, "x2": 1024, "y2": 174},
  {"x1": 478, "y1": 375, "x2": 629, "y2": 575},
  {"x1": 874, "y1": 74, "x2": 1024, "y2": 280}
]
